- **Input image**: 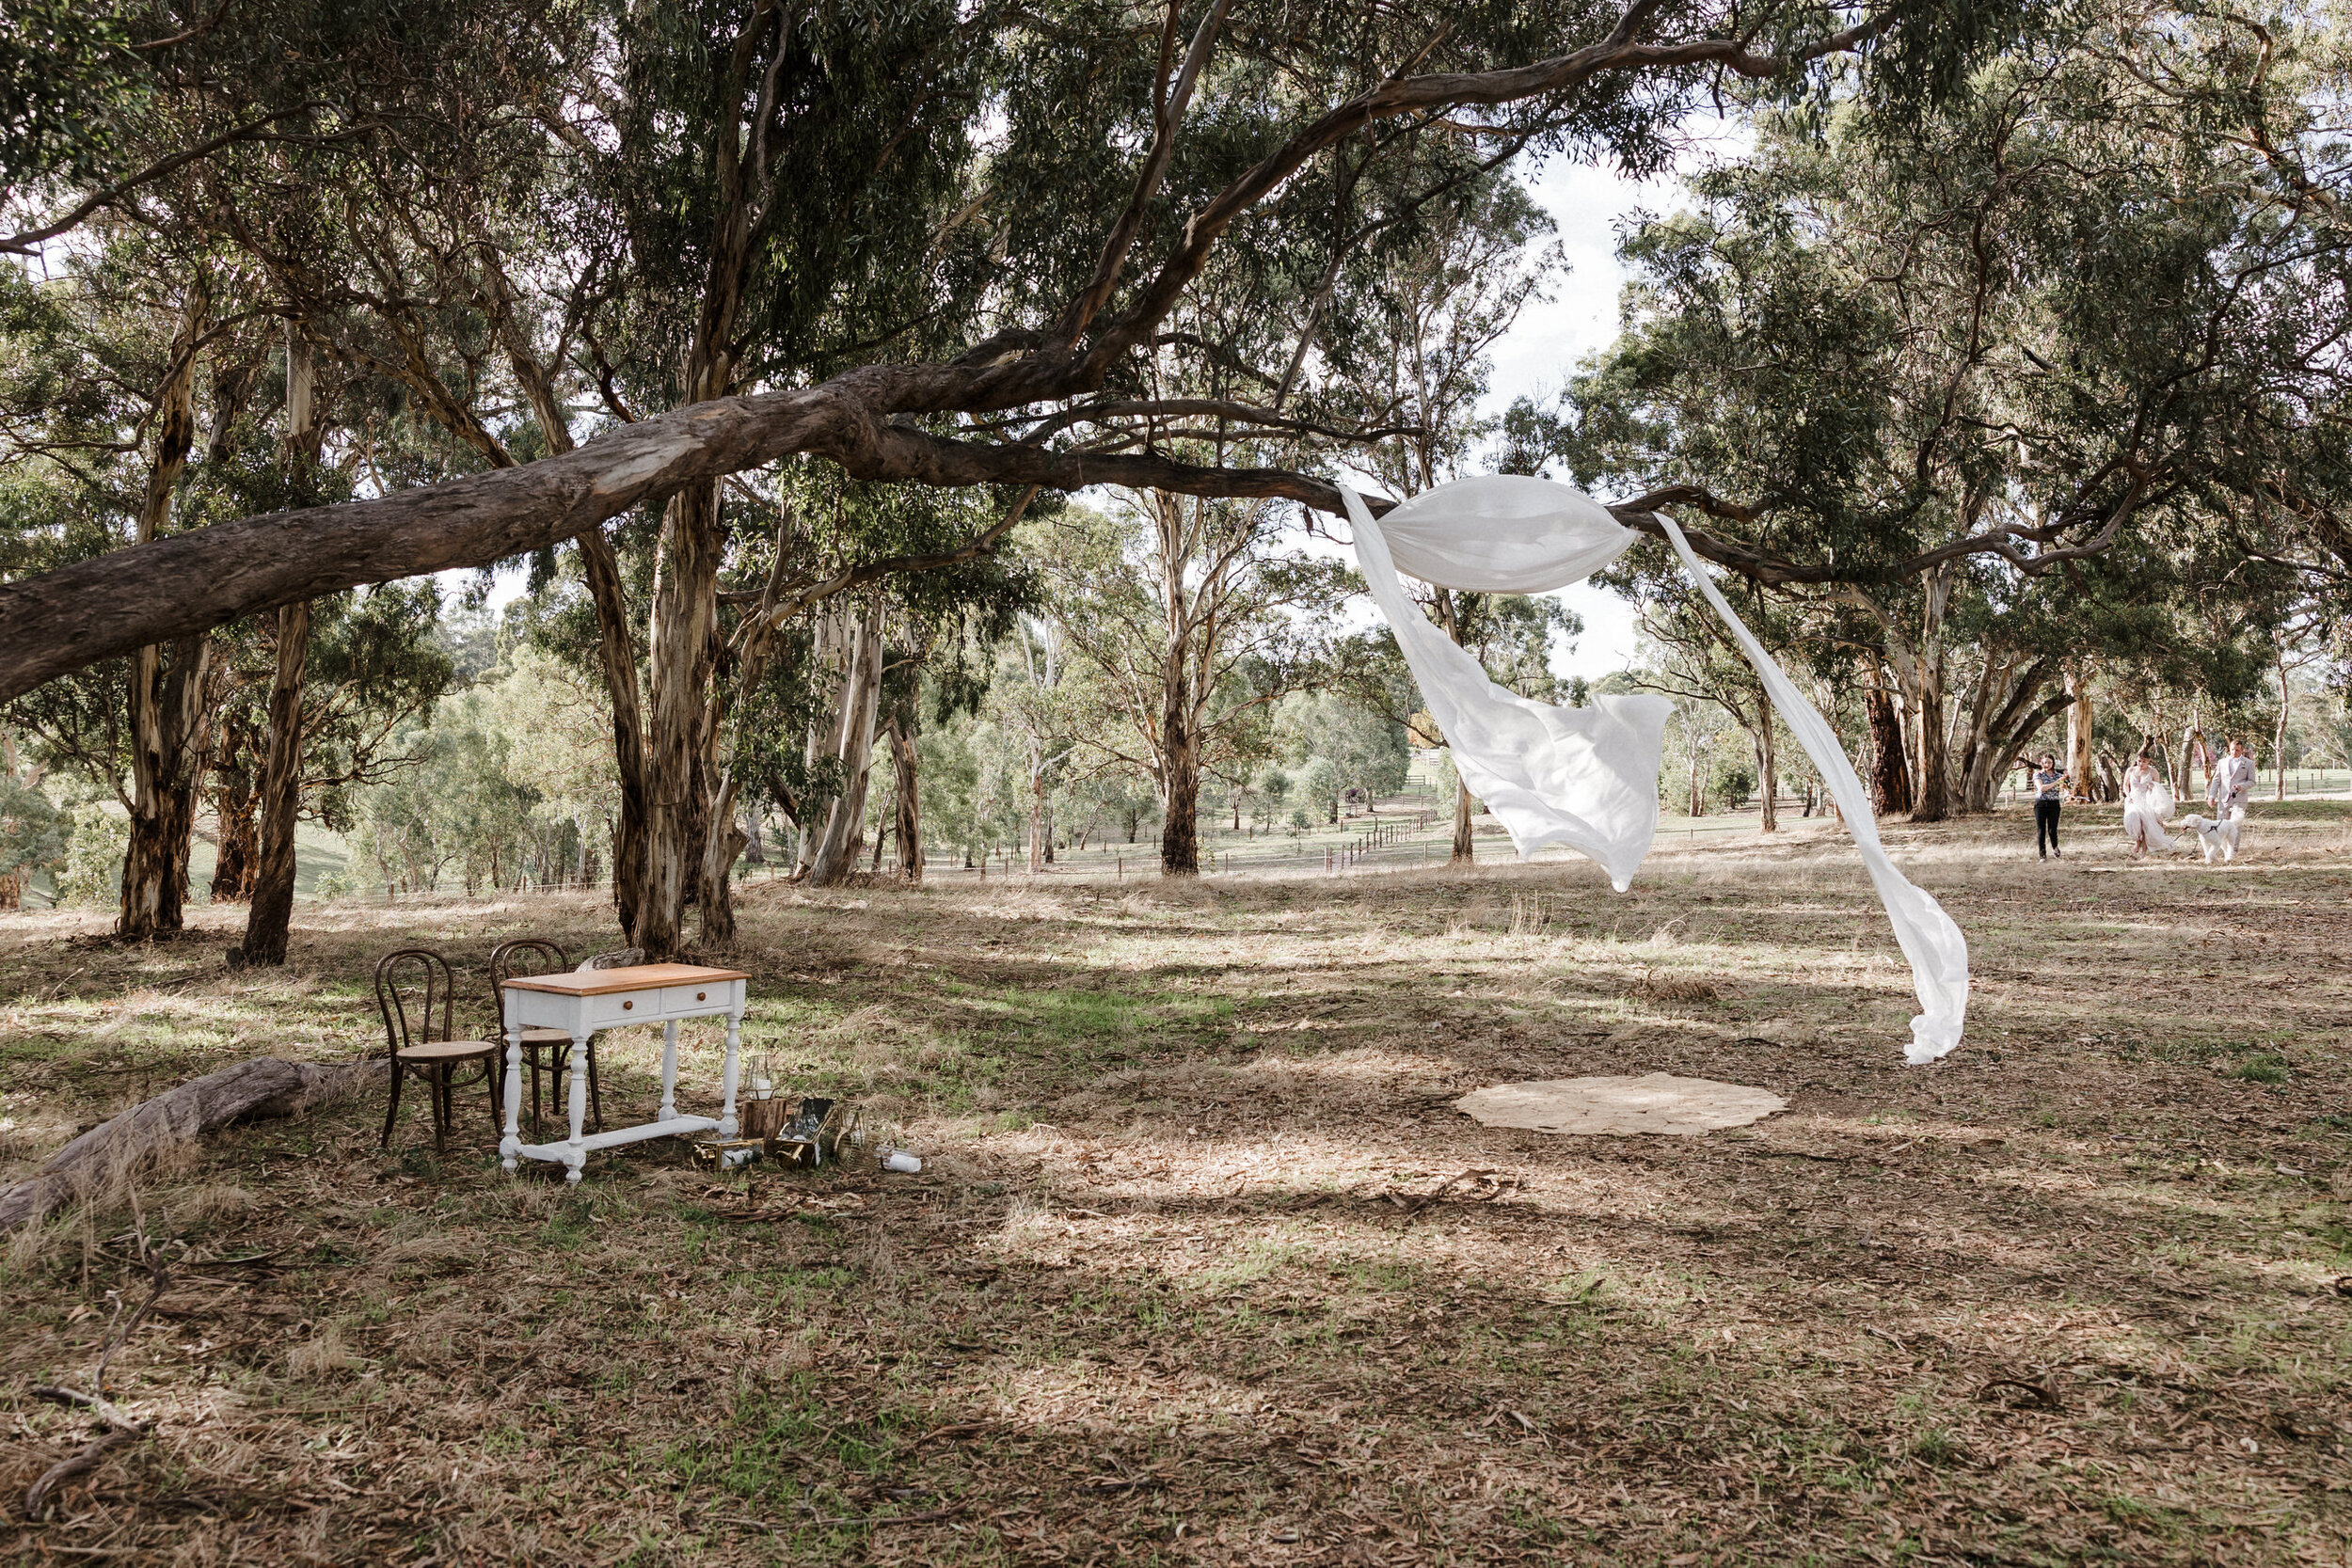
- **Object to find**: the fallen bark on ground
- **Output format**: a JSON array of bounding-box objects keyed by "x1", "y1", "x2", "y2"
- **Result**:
[{"x1": 0, "y1": 1057, "x2": 368, "y2": 1233}]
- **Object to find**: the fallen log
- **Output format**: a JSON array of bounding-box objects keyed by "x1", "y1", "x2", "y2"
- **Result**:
[{"x1": 0, "y1": 1056, "x2": 369, "y2": 1233}]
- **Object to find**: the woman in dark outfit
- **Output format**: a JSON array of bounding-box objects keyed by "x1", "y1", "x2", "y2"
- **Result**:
[{"x1": 2031, "y1": 752, "x2": 2067, "y2": 860}]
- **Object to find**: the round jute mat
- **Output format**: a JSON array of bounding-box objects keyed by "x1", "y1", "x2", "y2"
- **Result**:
[{"x1": 1454, "y1": 1072, "x2": 1786, "y2": 1136}]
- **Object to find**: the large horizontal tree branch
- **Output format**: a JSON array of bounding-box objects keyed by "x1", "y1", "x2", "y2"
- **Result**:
[
  {"x1": 0, "y1": 387, "x2": 1375, "y2": 700},
  {"x1": 0, "y1": 4, "x2": 1931, "y2": 701}
]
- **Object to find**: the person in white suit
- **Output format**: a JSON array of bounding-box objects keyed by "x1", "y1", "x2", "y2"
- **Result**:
[{"x1": 2208, "y1": 737, "x2": 2256, "y2": 819}]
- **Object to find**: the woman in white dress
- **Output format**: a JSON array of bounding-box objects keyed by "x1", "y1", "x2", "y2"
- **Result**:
[{"x1": 2121, "y1": 752, "x2": 2173, "y2": 855}]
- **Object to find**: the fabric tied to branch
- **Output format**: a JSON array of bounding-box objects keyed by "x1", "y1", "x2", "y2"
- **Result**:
[
  {"x1": 1342, "y1": 474, "x2": 1969, "y2": 1063},
  {"x1": 1339, "y1": 479, "x2": 1671, "y2": 893}
]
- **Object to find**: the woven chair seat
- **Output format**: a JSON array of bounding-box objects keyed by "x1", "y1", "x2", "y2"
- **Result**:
[{"x1": 395, "y1": 1037, "x2": 501, "y2": 1062}]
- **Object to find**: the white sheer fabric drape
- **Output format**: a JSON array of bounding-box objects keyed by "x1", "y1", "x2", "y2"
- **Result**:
[
  {"x1": 1343, "y1": 474, "x2": 1969, "y2": 1063},
  {"x1": 1339, "y1": 481, "x2": 1671, "y2": 891}
]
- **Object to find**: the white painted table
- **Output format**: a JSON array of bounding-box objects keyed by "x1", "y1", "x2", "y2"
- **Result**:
[{"x1": 498, "y1": 962, "x2": 750, "y2": 1182}]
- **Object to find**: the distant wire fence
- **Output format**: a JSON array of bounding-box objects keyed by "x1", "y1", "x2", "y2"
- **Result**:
[{"x1": 9, "y1": 768, "x2": 2352, "y2": 913}]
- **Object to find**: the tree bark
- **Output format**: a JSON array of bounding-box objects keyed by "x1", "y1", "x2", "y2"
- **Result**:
[
  {"x1": 576, "y1": 530, "x2": 651, "y2": 941},
  {"x1": 805, "y1": 610, "x2": 883, "y2": 887},
  {"x1": 242, "y1": 326, "x2": 325, "y2": 967},
  {"x1": 696, "y1": 783, "x2": 750, "y2": 937},
  {"x1": 2063, "y1": 665, "x2": 2094, "y2": 800},
  {"x1": 208, "y1": 713, "x2": 259, "y2": 903},
  {"x1": 1909, "y1": 655, "x2": 1951, "y2": 822},
  {"x1": 888, "y1": 713, "x2": 924, "y2": 886},
  {"x1": 1864, "y1": 673, "x2": 1912, "y2": 816},
  {"x1": 1159, "y1": 693, "x2": 1201, "y2": 877},
  {"x1": 637, "y1": 483, "x2": 725, "y2": 955},
  {"x1": 119, "y1": 281, "x2": 214, "y2": 942},
  {"x1": 239, "y1": 601, "x2": 309, "y2": 965},
  {"x1": 1753, "y1": 689, "x2": 1778, "y2": 832},
  {"x1": 1155, "y1": 506, "x2": 1204, "y2": 878},
  {"x1": 1027, "y1": 758, "x2": 1048, "y2": 874},
  {"x1": 2275, "y1": 640, "x2": 2292, "y2": 800}
]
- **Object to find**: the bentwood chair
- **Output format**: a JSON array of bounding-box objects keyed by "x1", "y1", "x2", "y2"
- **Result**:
[
  {"x1": 375, "y1": 948, "x2": 502, "y2": 1153},
  {"x1": 487, "y1": 938, "x2": 603, "y2": 1137}
]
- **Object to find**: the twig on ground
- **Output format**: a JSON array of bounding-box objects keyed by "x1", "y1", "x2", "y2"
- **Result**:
[
  {"x1": 93, "y1": 1249, "x2": 171, "y2": 1394},
  {"x1": 31, "y1": 1385, "x2": 144, "y2": 1431},
  {"x1": 1388, "y1": 1168, "x2": 1512, "y2": 1216},
  {"x1": 1977, "y1": 1375, "x2": 2063, "y2": 1409},
  {"x1": 23, "y1": 1427, "x2": 146, "y2": 1519},
  {"x1": 21, "y1": 1234, "x2": 170, "y2": 1516},
  {"x1": 907, "y1": 1420, "x2": 995, "y2": 1449},
  {"x1": 200, "y1": 1248, "x2": 286, "y2": 1268}
]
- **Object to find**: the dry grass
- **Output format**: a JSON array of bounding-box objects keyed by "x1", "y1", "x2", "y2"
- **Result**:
[{"x1": 2, "y1": 799, "x2": 2349, "y2": 1564}]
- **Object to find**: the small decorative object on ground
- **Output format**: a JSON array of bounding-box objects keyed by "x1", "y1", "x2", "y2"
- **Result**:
[
  {"x1": 740, "y1": 1072, "x2": 788, "y2": 1141},
  {"x1": 881, "y1": 1148, "x2": 923, "y2": 1173},
  {"x1": 687, "y1": 1134, "x2": 766, "y2": 1171},
  {"x1": 1455, "y1": 1073, "x2": 1786, "y2": 1136},
  {"x1": 766, "y1": 1096, "x2": 856, "y2": 1167}
]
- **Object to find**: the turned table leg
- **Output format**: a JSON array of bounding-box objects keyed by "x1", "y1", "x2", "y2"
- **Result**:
[
  {"x1": 500, "y1": 1023, "x2": 525, "y2": 1174},
  {"x1": 718, "y1": 1007, "x2": 742, "y2": 1139},
  {"x1": 660, "y1": 1020, "x2": 680, "y2": 1123},
  {"x1": 564, "y1": 1028, "x2": 590, "y2": 1183}
]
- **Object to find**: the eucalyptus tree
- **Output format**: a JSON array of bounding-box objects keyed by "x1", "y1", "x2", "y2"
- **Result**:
[
  {"x1": 6, "y1": 2, "x2": 2053, "y2": 935},
  {"x1": 1340, "y1": 168, "x2": 1574, "y2": 859},
  {"x1": 0, "y1": 235, "x2": 262, "y2": 938},
  {"x1": 1047, "y1": 495, "x2": 1344, "y2": 873},
  {"x1": 4, "y1": 1, "x2": 2042, "y2": 669},
  {"x1": 1518, "y1": 14, "x2": 2352, "y2": 818}
]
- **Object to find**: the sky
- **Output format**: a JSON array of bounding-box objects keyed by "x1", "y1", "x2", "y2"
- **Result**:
[
  {"x1": 455, "y1": 148, "x2": 1702, "y2": 682},
  {"x1": 1467, "y1": 151, "x2": 1692, "y2": 680}
]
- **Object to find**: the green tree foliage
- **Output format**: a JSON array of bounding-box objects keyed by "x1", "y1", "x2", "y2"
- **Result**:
[
  {"x1": 0, "y1": 770, "x2": 64, "y2": 892},
  {"x1": 1272, "y1": 692, "x2": 1410, "y2": 821},
  {"x1": 1513, "y1": 16, "x2": 2352, "y2": 816}
]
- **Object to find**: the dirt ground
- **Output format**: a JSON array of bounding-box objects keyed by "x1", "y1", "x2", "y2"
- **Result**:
[{"x1": 2, "y1": 800, "x2": 2348, "y2": 1566}]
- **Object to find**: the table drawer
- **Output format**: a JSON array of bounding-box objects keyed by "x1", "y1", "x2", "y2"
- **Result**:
[
  {"x1": 589, "y1": 992, "x2": 647, "y2": 1026},
  {"x1": 664, "y1": 981, "x2": 732, "y2": 1012}
]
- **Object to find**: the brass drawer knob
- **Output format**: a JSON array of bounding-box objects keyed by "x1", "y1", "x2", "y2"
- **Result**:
[{"x1": 622, "y1": 1000, "x2": 633, "y2": 1010}]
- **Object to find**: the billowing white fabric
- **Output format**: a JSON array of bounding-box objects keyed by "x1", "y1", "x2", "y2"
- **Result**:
[
  {"x1": 1652, "y1": 515, "x2": 1968, "y2": 1064},
  {"x1": 1372, "y1": 474, "x2": 1635, "y2": 592},
  {"x1": 1339, "y1": 483, "x2": 1671, "y2": 892},
  {"x1": 2122, "y1": 772, "x2": 2175, "y2": 851},
  {"x1": 1343, "y1": 475, "x2": 1971, "y2": 1064}
]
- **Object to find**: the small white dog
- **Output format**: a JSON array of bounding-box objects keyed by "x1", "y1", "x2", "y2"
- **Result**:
[{"x1": 2177, "y1": 810, "x2": 2243, "y2": 863}]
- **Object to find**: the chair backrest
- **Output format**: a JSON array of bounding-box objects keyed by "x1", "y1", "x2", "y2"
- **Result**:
[
  {"x1": 488, "y1": 938, "x2": 570, "y2": 1032},
  {"x1": 578, "y1": 946, "x2": 644, "y2": 973},
  {"x1": 375, "y1": 948, "x2": 457, "y2": 1055}
]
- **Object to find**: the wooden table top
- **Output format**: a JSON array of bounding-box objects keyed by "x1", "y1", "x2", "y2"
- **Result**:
[{"x1": 501, "y1": 963, "x2": 750, "y2": 997}]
